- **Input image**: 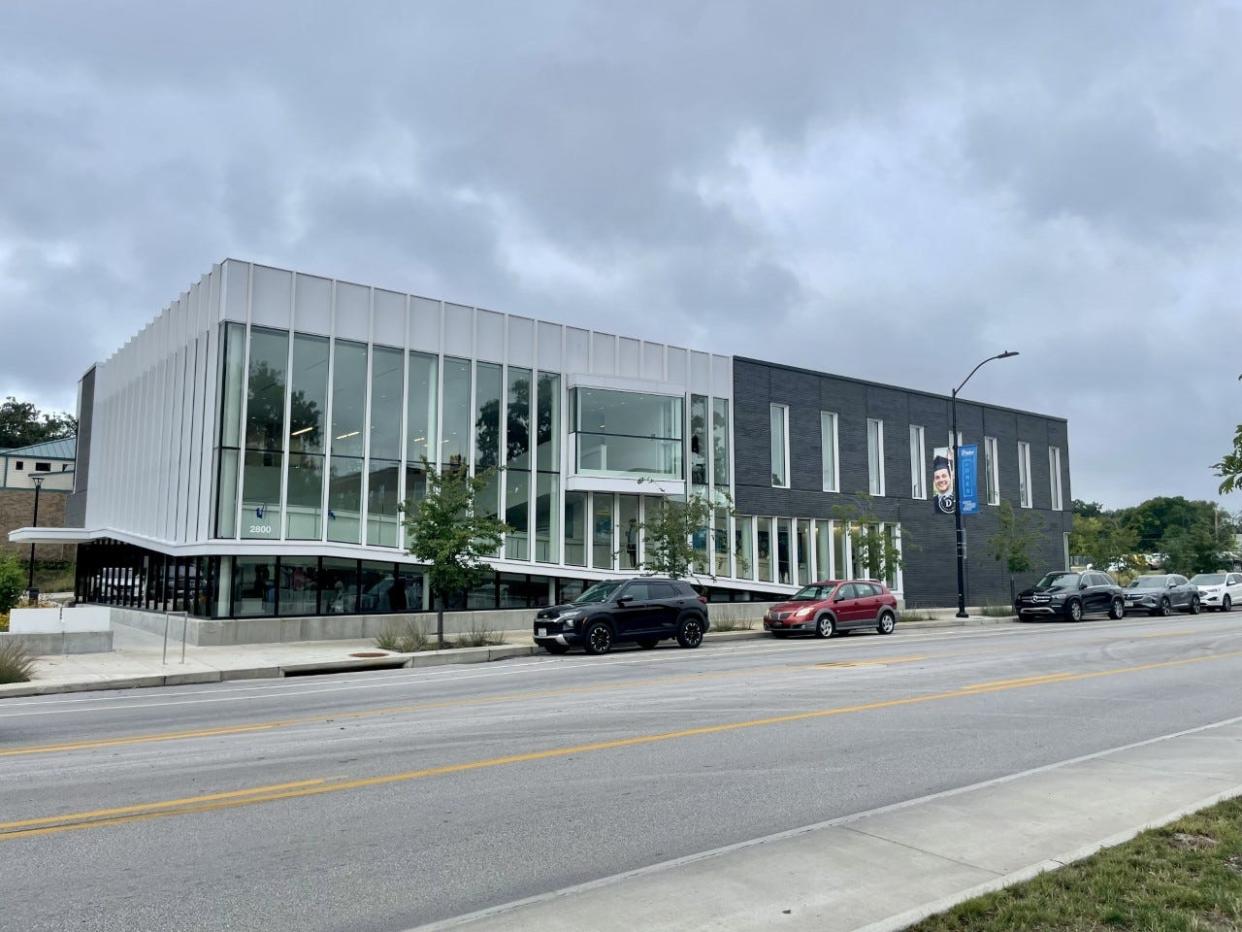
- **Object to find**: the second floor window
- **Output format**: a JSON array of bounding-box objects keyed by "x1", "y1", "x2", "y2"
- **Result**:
[
  {"x1": 909, "y1": 425, "x2": 926, "y2": 499},
  {"x1": 867, "y1": 418, "x2": 885, "y2": 496},
  {"x1": 984, "y1": 436, "x2": 999, "y2": 505},
  {"x1": 1049, "y1": 446, "x2": 1064, "y2": 511},
  {"x1": 821, "y1": 411, "x2": 839, "y2": 492},
  {"x1": 1018, "y1": 441, "x2": 1032, "y2": 508},
  {"x1": 770, "y1": 404, "x2": 789, "y2": 487}
]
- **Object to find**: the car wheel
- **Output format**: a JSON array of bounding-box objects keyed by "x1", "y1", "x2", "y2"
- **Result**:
[
  {"x1": 1189, "y1": 595, "x2": 1201, "y2": 615},
  {"x1": 1108, "y1": 597, "x2": 1125, "y2": 620},
  {"x1": 1157, "y1": 598, "x2": 1171, "y2": 617},
  {"x1": 1068, "y1": 599, "x2": 1084, "y2": 622},
  {"x1": 1224, "y1": 595, "x2": 1232, "y2": 613},
  {"x1": 637, "y1": 638, "x2": 660, "y2": 650},
  {"x1": 876, "y1": 611, "x2": 896, "y2": 635},
  {"x1": 814, "y1": 614, "x2": 837, "y2": 639},
  {"x1": 676, "y1": 616, "x2": 705, "y2": 649},
  {"x1": 543, "y1": 643, "x2": 570, "y2": 655},
  {"x1": 583, "y1": 622, "x2": 613, "y2": 655}
]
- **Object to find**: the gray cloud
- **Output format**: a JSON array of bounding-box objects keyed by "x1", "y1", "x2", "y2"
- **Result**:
[{"x1": 1, "y1": 1, "x2": 1240, "y2": 510}]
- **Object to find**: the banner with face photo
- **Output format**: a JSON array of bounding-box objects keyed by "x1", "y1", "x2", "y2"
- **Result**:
[{"x1": 931, "y1": 446, "x2": 955, "y2": 515}]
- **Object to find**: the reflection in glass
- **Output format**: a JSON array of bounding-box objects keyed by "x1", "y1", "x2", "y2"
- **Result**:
[
  {"x1": 576, "y1": 435, "x2": 682, "y2": 478},
  {"x1": 232, "y1": 556, "x2": 276, "y2": 617},
  {"x1": 834, "y1": 522, "x2": 848, "y2": 581},
  {"x1": 777, "y1": 518, "x2": 791, "y2": 584},
  {"x1": 286, "y1": 453, "x2": 324, "y2": 540},
  {"x1": 564, "y1": 491, "x2": 586, "y2": 567},
  {"x1": 220, "y1": 323, "x2": 246, "y2": 448},
  {"x1": 320, "y1": 558, "x2": 359, "y2": 615},
  {"x1": 505, "y1": 469, "x2": 530, "y2": 560},
  {"x1": 714, "y1": 509, "x2": 729, "y2": 578},
  {"x1": 288, "y1": 334, "x2": 329, "y2": 455},
  {"x1": 245, "y1": 328, "x2": 288, "y2": 452},
  {"x1": 331, "y1": 340, "x2": 368, "y2": 458},
  {"x1": 796, "y1": 519, "x2": 810, "y2": 586},
  {"x1": 278, "y1": 557, "x2": 319, "y2": 616},
  {"x1": 406, "y1": 352, "x2": 438, "y2": 466},
  {"x1": 592, "y1": 494, "x2": 614, "y2": 570},
  {"x1": 327, "y1": 456, "x2": 363, "y2": 544},
  {"x1": 474, "y1": 362, "x2": 501, "y2": 471},
  {"x1": 618, "y1": 495, "x2": 639, "y2": 571},
  {"x1": 757, "y1": 519, "x2": 773, "y2": 583},
  {"x1": 770, "y1": 405, "x2": 787, "y2": 486},
  {"x1": 369, "y1": 347, "x2": 403, "y2": 460},
  {"x1": 816, "y1": 521, "x2": 832, "y2": 580},
  {"x1": 535, "y1": 474, "x2": 559, "y2": 563},
  {"x1": 367, "y1": 460, "x2": 400, "y2": 547},
  {"x1": 572, "y1": 388, "x2": 683, "y2": 479},
  {"x1": 507, "y1": 367, "x2": 531, "y2": 470},
  {"x1": 536, "y1": 373, "x2": 560, "y2": 472},
  {"x1": 442, "y1": 357, "x2": 471, "y2": 472},
  {"x1": 713, "y1": 398, "x2": 730, "y2": 490},
  {"x1": 735, "y1": 515, "x2": 754, "y2": 580},
  {"x1": 215, "y1": 449, "x2": 239, "y2": 538},
  {"x1": 241, "y1": 451, "x2": 282, "y2": 540},
  {"x1": 690, "y1": 394, "x2": 708, "y2": 488}
]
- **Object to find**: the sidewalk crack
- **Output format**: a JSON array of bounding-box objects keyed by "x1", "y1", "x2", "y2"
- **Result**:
[{"x1": 840, "y1": 825, "x2": 1006, "y2": 877}]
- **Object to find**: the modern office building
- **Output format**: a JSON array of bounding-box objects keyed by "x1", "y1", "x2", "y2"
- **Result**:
[{"x1": 12, "y1": 259, "x2": 1072, "y2": 622}]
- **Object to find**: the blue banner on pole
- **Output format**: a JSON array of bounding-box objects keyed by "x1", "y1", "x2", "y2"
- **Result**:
[{"x1": 958, "y1": 444, "x2": 979, "y2": 515}]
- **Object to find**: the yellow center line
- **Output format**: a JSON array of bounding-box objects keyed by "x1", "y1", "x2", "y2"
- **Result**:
[{"x1": 5, "y1": 646, "x2": 1242, "y2": 843}]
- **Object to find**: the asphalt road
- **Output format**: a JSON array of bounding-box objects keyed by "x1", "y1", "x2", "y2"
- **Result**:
[{"x1": 4, "y1": 613, "x2": 1242, "y2": 931}]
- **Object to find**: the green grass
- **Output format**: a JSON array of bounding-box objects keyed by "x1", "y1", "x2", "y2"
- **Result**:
[
  {"x1": 909, "y1": 795, "x2": 1242, "y2": 931},
  {"x1": 0, "y1": 640, "x2": 35, "y2": 683},
  {"x1": 902, "y1": 610, "x2": 935, "y2": 621},
  {"x1": 711, "y1": 618, "x2": 756, "y2": 632},
  {"x1": 0, "y1": 612, "x2": 8, "y2": 633},
  {"x1": 980, "y1": 604, "x2": 1017, "y2": 617}
]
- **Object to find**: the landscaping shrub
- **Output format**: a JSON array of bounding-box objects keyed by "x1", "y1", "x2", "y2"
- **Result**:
[
  {"x1": 0, "y1": 640, "x2": 35, "y2": 684},
  {"x1": 0, "y1": 554, "x2": 25, "y2": 614},
  {"x1": 981, "y1": 604, "x2": 1016, "y2": 617},
  {"x1": 376, "y1": 620, "x2": 432, "y2": 653},
  {"x1": 454, "y1": 618, "x2": 505, "y2": 648}
]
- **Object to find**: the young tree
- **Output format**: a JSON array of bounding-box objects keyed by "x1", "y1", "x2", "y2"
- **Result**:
[
  {"x1": 639, "y1": 493, "x2": 718, "y2": 581},
  {"x1": 0, "y1": 553, "x2": 25, "y2": 614},
  {"x1": 989, "y1": 500, "x2": 1037, "y2": 603},
  {"x1": 403, "y1": 461, "x2": 509, "y2": 647},
  {"x1": 0, "y1": 396, "x2": 76, "y2": 449},
  {"x1": 1069, "y1": 512, "x2": 1140, "y2": 576},
  {"x1": 829, "y1": 502, "x2": 905, "y2": 585},
  {"x1": 1215, "y1": 377, "x2": 1242, "y2": 492}
]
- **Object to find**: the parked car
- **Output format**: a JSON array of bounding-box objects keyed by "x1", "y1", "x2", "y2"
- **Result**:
[
  {"x1": 1189, "y1": 572, "x2": 1242, "y2": 613},
  {"x1": 1016, "y1": 571, "x2": 1126, "y2": 622},
  {"x1": 763, "y1": 579, "x2": 898, "y2": 638},
  {"x1": 532, "y1": 577, "x2": 710, "y2": 655},
  {"x1": 1123, "y1": 574, "x2": 1201, "y2": 616}
]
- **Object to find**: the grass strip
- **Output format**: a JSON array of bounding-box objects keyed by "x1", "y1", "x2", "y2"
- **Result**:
[{"x1": 909, "y1": 795, "x2": 1242, "y2": 931}]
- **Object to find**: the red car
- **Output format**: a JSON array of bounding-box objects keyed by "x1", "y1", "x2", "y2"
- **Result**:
[{"x1": 763, "y1": 579, "x2": 899, "y2": 638}]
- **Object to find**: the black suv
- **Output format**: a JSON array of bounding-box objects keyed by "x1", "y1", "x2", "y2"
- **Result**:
[
  {"x1": 1016, "y1": 570, "x2": 1126, "y2": 622},
  {"x1": 533, "y1": 578, "x2": 710, "y2": 655}
]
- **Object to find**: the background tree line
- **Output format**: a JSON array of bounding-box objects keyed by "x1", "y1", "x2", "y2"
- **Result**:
[{"x1": 1069, "y1": 496, "x2": 1238, "y2": 578}]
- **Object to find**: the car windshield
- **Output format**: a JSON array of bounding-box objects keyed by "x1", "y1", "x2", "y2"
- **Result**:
[
  {"x1": 789, "y1": 585, "x2": 832, "y2": 601},
  {"x1": 1128, "y1": 576, "x2": 1168, "y2": 589},
  {"x1": 573, "y1": 581, "x2": 625, "y2": 604},
  {"x1": 1190, "y1": 574, "x2": 1226, "y2": 586},
  {"x1": 1035, "y1": 572, "x2": 1079, "y2": 590}
]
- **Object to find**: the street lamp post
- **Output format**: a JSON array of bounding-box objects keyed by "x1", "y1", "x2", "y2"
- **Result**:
[
  {"x1": 952, "y1": 351, "x2": 1019, "y2": 618},
  {"x1": 26, "y1": 474, "x2": 47, "y2": 602}
]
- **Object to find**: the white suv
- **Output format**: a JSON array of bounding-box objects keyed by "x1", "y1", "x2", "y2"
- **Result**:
[{"x1": 1190, "y1": 572, "x2": 1242, "y2": 613}]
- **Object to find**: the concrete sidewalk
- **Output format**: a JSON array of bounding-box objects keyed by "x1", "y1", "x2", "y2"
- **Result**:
[
  {"x1": 424, "y1": 716, "x2": 1242, "y2": 931},
  {"x1": 0, "y1": 613, "x2": 1018, "y2": 700}
]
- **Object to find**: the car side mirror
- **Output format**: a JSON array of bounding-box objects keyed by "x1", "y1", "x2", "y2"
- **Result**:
[
  {"x1": 616, "y1": 595, "x2": 634, "y2": 606},
  {"x1": 833, "y1": 593, "x2": 846, "y2": 602},
  {"x1": 1079, "y1": 581, "x2": 1088, "y2": 589},
  {"x1": 1167, "y1": 580, "x2": 1177, "y2": 588}
]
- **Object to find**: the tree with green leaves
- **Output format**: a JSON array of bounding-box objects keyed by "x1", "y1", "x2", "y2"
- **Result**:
[
  {"x1": 989, "y1": 500, "x2": 1037, "y2": 602},
  {"x1": 0, "y1": 397, "x2": 76, "y2": 449},
  {"x1": 1160, "y1": 514, "x2": 1234, "y2": 575},
  {"x1": 829, "y1": 502, "x2": 905, "y2": 585},
  {"x1": 1215, "y1": 376, "x2": 1242, "y2": 493},
  {"x1": 403, "y1": 461, "x2": 510, "y2": 647},
  {"x1": 639, "y1": 493, "x2": 719, "y2": 581},
  {"x1": 0, "y1": 553, "x2": 26, "y2": 614},
  {"x1": 1070, "y1": 512, "x2": 1140, "y2": 577}
]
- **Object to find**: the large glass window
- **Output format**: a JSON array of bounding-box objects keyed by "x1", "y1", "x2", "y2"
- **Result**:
[
  {"x1": 320, "y1": 558, "x2": 359, "y2": 615},
  {"x1": 505, "y1": 468, "x2": 530, "y2": 560},
  {"x1": 358, "y1": 561, "x2": 404, "y2": 613},
  {"x1": 572, "y1": 389, "x2": 682, "y2": 479},
  {"x1": 770, "y1": 405, "x2": 789, "y2": 488},
  {"x1": 735, "y1": 515, "x2": 754, "y2": 580},
  {"x1": 507, "y1": 367, "x2": 532, "y2": 470},
  {"x1": 867, "y1": 418, "x2": 885, "y2": 496},
  {"x1": 985, "y1": 436, "x2": 1000, "y2": 505},
  {"x1": 1049, "y1": 446, "x2": 1063, "y2": 511},
  {"x1": 714, "y1": 508, "x2": 729, "y2": 578},
  {"x1": 442, "y1": 357, "x2": 472, "y2": 473},
  {"x1": 535, "y1": 474, "x2": 559, "y2": 563},
  {"x1": 367, "y1": 460, "x2": 400, "y2": 547},
  {"x1": 690, "y1": 395, "x2": 708, "y2": 489},
  {"x1": 619, "y1": 495, "x2": 640, "y2": 570},
  {"x1": 592, "y1": 493, "x2": 614, "y2": 570},
  {"x1": 241, "y1": 328, "x2": 289, "y2": 540},
  {"x1": 287, "y1": 334, "x2": 329, "y2": 539},
  {"x1": 405, "y1": 352, "x2": 438, "y2": 514},
  {"x1": 215, "y1": 323, "x2": 246, "y2": 538},
  {"x1": 369, "y1": 347, "x2": 403, "y2": 460},
  {"x1": 833, "y1": 522, "x2": 848, "y2": 580},
  {"x1": 536, "y1": 373, "x2": 560, "y2": 472},
  {"x1": 910, "y1": 425, "x2": 926, "y2": 500},
  {"x1": 232, "y1": 556, "x2": 276, "y2": 617},
  {"x1": 1018, "y1": 441, "x2": 1033, "y2": 508},
  {"x1": 712, "y1": 398, "x2": 730, "y2": 492},
  {"x1": 816, "y1": 520, "x2": 832, "y2": 579},
  {"x1": 820, "y1": 411, "x2": 838, "y2": 492},
  {"x1": 757, "y1": 519, "x2": 773, "y2": 582},
  {"x1": 278, "y1": 557, "x2": 319, "y2": 617},
  {"x1": 474, "y1": 362, "x2": 502, "y2": 471},
  {"x1": 564, "y1": 490, "x2": 587, "y2": 567},
  {"x1": 328, "y1": 340, "x2": 367, "y2": 543},
  {"x1": 777, "y1": 518, "x2": 791, "y2": 584},
  {"x1": 795, "y1": 519, "x2": 810, "y2": 585}
]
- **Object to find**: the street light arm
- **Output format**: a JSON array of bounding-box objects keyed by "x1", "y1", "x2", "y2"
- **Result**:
[{"x1": 954, "y1": 351, "x2": 1018, "y2": 397}]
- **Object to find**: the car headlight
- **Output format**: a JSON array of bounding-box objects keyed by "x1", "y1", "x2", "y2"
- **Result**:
[
  {"x1": 795, "y1": 607, "x2": 814, "y2": 619},
  {"x1": 559, "y1": 611, "x2": 582, "y2": 624}
]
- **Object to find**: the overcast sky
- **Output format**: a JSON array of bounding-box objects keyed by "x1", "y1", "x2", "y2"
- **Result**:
[{"x1": 1, "y1": 2, "x2": 1240, "y2": 510}]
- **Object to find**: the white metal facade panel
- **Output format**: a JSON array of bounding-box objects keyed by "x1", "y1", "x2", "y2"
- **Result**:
[
  {"x1": 507, "y1": 316, "x2": 534, "y2": 368},
  {"x1": 591, "y1": 333, "x2": 616, "y2": 375},
  {"x1": 476, "y1": 309, "x2": 506, "y2": 362},
  {"x1": 666, "y1": 346, "x2": 688, "y2": 386},
  {"x1": 294, "y1": 273, "x2": 332, "y2": 335},
  {"x1": 222, "y1": 260, "x2": 249, "y2": 322},
  {"x1": 537, "y1": 321, "x2": 563, "y2": 371},
  {"x1": 690, "y1": 351, "x2": 711, "y2": 394},
  {"x1": 334, "y1": 282, "x2": 370, "y2": 342},
  {"x1": 642, "y1": 341, "x2": 665, "y2": 380},
  {"x1": 372, "y1": 289, "x2": 406, "y2": 348},
  {"x1": 410, "y1": 297, "x2": 441, "y2": 352},
  {"x1": 251, "y1": 265, "x2": 292, "y2": 330},
  {"x1": 712, "y1": 354, "x2": 733, "y2": 399},
  {"x1": 565, "y1": 327, "x2": 590, "y2": 371},
  {"x1": 443, "y1": 303, "x2": 474, "y2": 357},
  {"x1": 617, "y1": 337, "x2": 640, "y2": 378}
]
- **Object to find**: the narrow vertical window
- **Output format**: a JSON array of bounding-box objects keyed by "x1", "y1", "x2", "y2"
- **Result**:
[
  {"x1": 770, "y1": 404, "x2": 789, "y2": 488},
  {"x1": 820, "y1": 411, "x2": 838, "y2": 492},
  {"x1": 366, "y1": 346, "x2": 403, "y2": 547},
  {"x1": 327, "y1": 340, "x2": 367, "y2": 544},
  {"x1": 1049, "y1": 446, "x2": 1063, "y2": 511},
  {"x1": 867, "y1": 418, "x2": 885, "y2": 496},
  {"x1": 241, "y1": 327, "x2": 288, "y2": 540},
  {"x1": 404, "y1": 352, "x2": 438, "y2": 508},
  {"x1": 504, "y1": 366, "x2": 532, "y2": 560},
  {"x1": 909, "y1": 425, "x2": 926, "y2": 499},
  {"x1": 214, "y1": 322, "x2": 246, "y2": 538},
  {"x1": 690, "y1": 394, "x2": 708, "y2": 491},
  {"x1": 286, "y1": 334, "x2": 329, "y2": 540},
  {"x1": 984, "y1": 436, "x2": 1000, "y2": 506},
  {"x1": 1018, "y1": 441, "x2": 1032, "y2": 508},
  {"x1": 712, "y1": 398, "x2": 730, "y2": 493}
]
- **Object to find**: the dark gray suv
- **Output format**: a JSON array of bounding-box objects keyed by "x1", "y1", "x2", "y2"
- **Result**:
[
  {"x1": 1123, "y1": 574, "x2": 1201, "y2": 616},
  {"x1": 533, "y1": 578, "x2": 710, "y2": 655}
]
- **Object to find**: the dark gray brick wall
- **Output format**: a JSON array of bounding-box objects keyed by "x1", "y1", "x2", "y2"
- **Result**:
[{"x1": 733, "y1": 358, "x2": 1073, "y2": 607}]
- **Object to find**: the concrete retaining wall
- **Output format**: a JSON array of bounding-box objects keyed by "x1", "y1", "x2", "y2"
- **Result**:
[
  {"x1": 108, "y1": 601, "x2": 785, "y2": 646},
  {"x1": 0, "y1": 630, "x2": 113, "y2": 655},
  {"x1": 9, "y1": 605, "x2": 111, "y2": 633}
]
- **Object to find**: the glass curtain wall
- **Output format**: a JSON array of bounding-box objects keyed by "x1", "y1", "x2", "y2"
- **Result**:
[
  {"x1": 690, "y1": 394, "x2": 708, "y2": 492},
  {"x1": 534, "y1": 373, "x2": 560, "y2": 563},
  {"x1": 367, "y1": 347, "x2": 403, "y2": 547},
  {"x1": 278, "y1": 557, "x2": 319, "y2": 616},
  {"x1": 735, "y1": 515, "x2": 754, "y2": 580},
  {"x1": 215, "y1": 323, "x2": 246, "y2": 537},
  {"x1": 286, "y1": 334, "x2": 329, "y2": 540},
  {"x1": 592, "y1": 494, "x2": 614, "y2": 570},
  {"x1": 712, "y1": 398, "x2": 730, "y2": 495},
  {"x1": 573, "y1": 389, "x2": 682, "y2": 479},
  {"x1": 505, "y1": 367, "x2": 531, "y2": 560},
  {"x1": 442, "y1": 358, "x2": 472, "y2": 473},
  {"x1": 777, "y1": 518, "x2": 791, "y2": 584},
  {"x1": 795, "y1": 519, "x2": 809, "y2": 585},
  {"x1": 328, "y1": 341, "x2": 367, "y2": 543},
  {"x1": 815, "y1": 521, "x2": 832, "y2": 579},
  {"x1": 474, "y1": 362, "x2": 502, "y2": 522},
  {"x1": 619, "y1": 495, "x2": 640, "y2": 570},
  {"x1": 564, "y1": 491, "x2": 587, "y2": 567},
  {"x1": 713, "y1": 509, "x2": 729, "y2": 577},
  {"x1": 405, "y1": 352, "x2": 438, "y2": 512},
  {"x1": 834, "y1": 522, "x2": 848, "y2": 581},
  {"x1": 757, "y1": 519, "x2": 772, "y2": 582},
  {"x1": 241, "y1": 328, "x2": 288, "y2": 540}
]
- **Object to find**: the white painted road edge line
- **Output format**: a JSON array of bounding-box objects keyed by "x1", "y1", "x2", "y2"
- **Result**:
[
  {"x1": 853, "y1": 781, "x2": 1242, "y2": 932},
  {"x1": 410, "y1": 711, "x2": 1242, "y2": 931}
]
